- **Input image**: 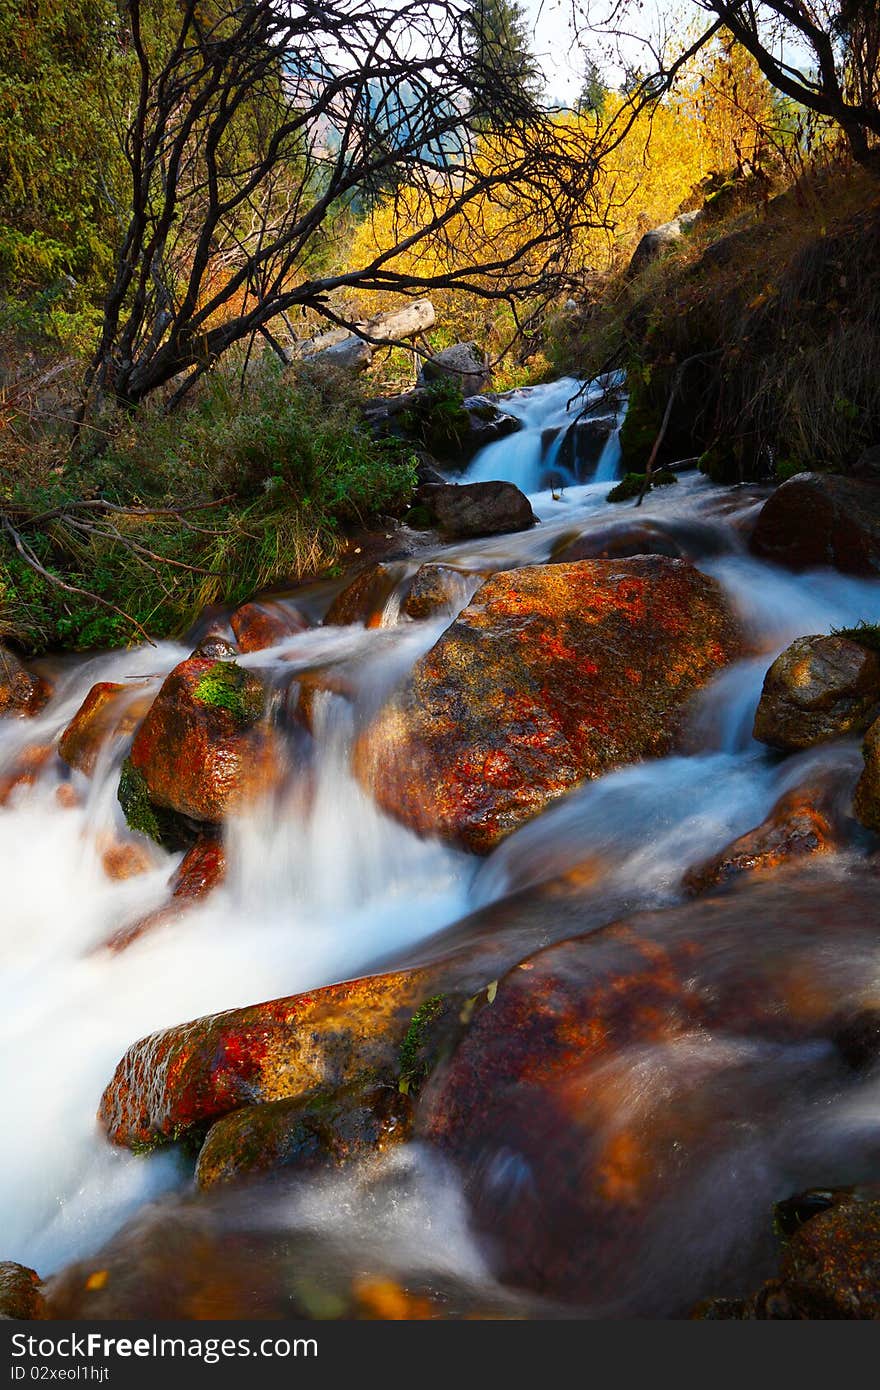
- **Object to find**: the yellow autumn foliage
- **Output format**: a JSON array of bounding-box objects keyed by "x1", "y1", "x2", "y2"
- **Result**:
[{"x1": 345, "y1": 43, "x2": 775, "y2": 366}]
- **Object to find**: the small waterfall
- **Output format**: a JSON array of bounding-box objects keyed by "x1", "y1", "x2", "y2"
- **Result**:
[{"x1": 466, "y1": 374, "x2": 625, "y2": 494}]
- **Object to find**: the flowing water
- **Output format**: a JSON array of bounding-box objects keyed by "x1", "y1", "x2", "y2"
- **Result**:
[{"x1": 4, "y1": 379, "x2": 880, "y2": 1315}]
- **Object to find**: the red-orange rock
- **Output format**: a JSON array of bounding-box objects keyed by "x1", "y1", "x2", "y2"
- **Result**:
[
  {"x1": 683, "y1": 786, "x2": 838, "y2": 894},
  {"x1": 0, "y1": 645, "x2": 50, "y2": 718},
  {"x1": 127, "y1": 658, "x2": 278, "y2": 824},
  {"x1": 0, "y1": 744, "x2": 53, "y2": 805},
  {"x1": 59, "y1": 681, "x2": 153, "y2": 776},
  {"x1": 100, "y1": 839, "x2": 156, "y2": 881},
  {"x1": 323, "y1": 564, "x2": 401, "y2": 627},
  {"x1": 419, "y1": 873, "x2": 880, "y2": 1309},
  {"x1": 99, "y1": 967, "x2": 441, "y2": 1149},
  {"x1": 105, "y1": 835, "x2": 227, "y2": 951},
  {"x1": 229, "y1": 600, "x2": 308, "y2": 653},
  {"x1": 355, "y1": 557, "x2": 741, "y2": 852}
]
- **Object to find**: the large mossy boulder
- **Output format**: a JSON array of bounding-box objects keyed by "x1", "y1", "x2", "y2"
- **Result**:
[
  {"x1": 354, "y1": 557, "x2": 742, "y2": 853},
  {"x1": 120, "y1": 657, "x2": 278, "y2": 837},
  {"x1": 753, "y1": 634, "x2": 880, "y2": 750},
  {"x1": 750, "y1": 473, "x2": 880, "y2": 574}
]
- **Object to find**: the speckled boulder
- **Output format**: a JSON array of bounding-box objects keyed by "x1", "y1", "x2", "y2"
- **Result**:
[
  {"x1": 753, "y1": 635, "x2": 880, "y2": 750},
  {"x1": 98, "y1": 966, "x2": 446, "y2": 1150},
  {"x1": 355, "y1": 557, "x2": 742, "y2": 852},
  {"x1": 0, "y1": 1260, "x2": 46, "y2": 1318}
]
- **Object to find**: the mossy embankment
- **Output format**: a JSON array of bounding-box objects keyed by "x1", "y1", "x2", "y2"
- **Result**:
[{"x1": 554, "y1": 163, "x2": 880, "y2": 485}]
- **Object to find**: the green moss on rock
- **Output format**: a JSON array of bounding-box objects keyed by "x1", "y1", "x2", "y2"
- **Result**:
[
  {"x1": 117, "y1": 756, "x2": 190, "y2": 851},
  {"x1": 399, "y1": 995, "x2": 446, "y2": 1094},
  {"x1": 192, "y1": 662, "x2": 265, "y2": 727},
  {"x1": 607, "y1": 469, "x2": 677, "y2": 503}
]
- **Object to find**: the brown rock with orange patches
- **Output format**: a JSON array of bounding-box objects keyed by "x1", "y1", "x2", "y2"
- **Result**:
[
  {"x1": 0, "y1": 1260, "x2": 46, "y2": 1318},
  {"x1": 683, "y1": 785, "x2": 839, "y2": 895},
  {"x1": 59, "y1": 681, "x2": 153, "y2": 776},
  {"x1": 753, "y1": 634, "x2": 880, "y2": 750},
  {"x1": 401, "y1": 563, "x2": 470, "y2": 620},
  {"x1": 100, "y1": 839, "x2": 156, "y2": 881},
  {"x1": 0, "y1": 744, "x2": 53, "y2": 805},
  {"x1": 195, "y1": 1079, "x2": 412, "y2": 1189},
  {"x1": 355, "y1": 557, "x2": 742, "y2": 852},
  {"x1": 128, "y1": 658, "x2": 278, "y2": 824},
  {"x1": 229, "y1": 600, "x2": 308, "y2": 653},
  {"x1": 324, "y1": 563, "x2": 401, "y2": 627},
  {"x1": 98, "y1": 966, "x2": 443, "y2": 1149},
  {"x1": 104, "y1": 834, "x2": 227, "y2": 952},
  {"x1": 0, "y1": 645, "x2": 50, "y2": 718},
  {"x1": 0, "y1": 647, "x2": 49, "y2": 722},
  {"x1": 419, "y1": 874, "x2": 880, "y2": 1307}
]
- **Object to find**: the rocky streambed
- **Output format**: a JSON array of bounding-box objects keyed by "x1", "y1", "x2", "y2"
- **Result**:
[{"x1": 4, "y1": 381, "x2": 880, "y2": 1319}]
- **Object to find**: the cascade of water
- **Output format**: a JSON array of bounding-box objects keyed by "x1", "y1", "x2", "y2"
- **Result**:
[{"x1": 2, "y1": 376, "x2": 880, "y2": 1310}]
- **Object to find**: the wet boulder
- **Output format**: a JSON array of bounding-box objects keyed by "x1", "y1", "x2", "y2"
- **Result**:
[
  {"x1": 749, "y1": 473, "x2": 880, "y2": 575},
  {"x1": 98, "y1": 965, "x2": 446, "y2": 1150},
  {"x1": 195, "y1": 1079, "x2": 412, "y2": 1189},
  {"x1": 419, "y1": 874, "x2": 880, "y2": 1310},
  {"x1": 418, "y1": 342, "x2": 490, "y2": 397},
  {"x1": 59, "y1": 681, "x2": 153, "y2": 776},
  {"x1": 753, "y1": 634, "x2": 880, "y2": 750},
  {"x1": 0, "y1": 645, "x2": 50, "y2": 718},
  {"x1": 323, "y1": 563, "x2": 400, "y2": 627},
  {"x1": 355, "y1": 557, "x2": 741, "y2": 853},
  {"x1": 696, "y1": 1187, "x2": 880, "y2": 1318},
  {"x1": 121, "y1": 658, "x2": 278, "y2": 833},
  {"x1": 41, "y1": 1184, "x2": 528, "y2": 1320},
  {"x1": 229, "y1": 599, "x2": 308, "y2": 653},
  {"x1": 401, "y1": 564, "x2": 472, "y2": 620},
  {"x1": 105, "y1": 834, "x2": 228, "y2": 952},
  {"x1": 415, "y1": 481, "x2": 536, "y2": 539},
  {"x1": 0, "y1": 744, "x2": 54, "y2": 806},
  {"x1": 457, "y1": 395, "x2": 521, "y2": 456},
  {"x1": 0, "y1": 1260, "x2": 46, "y2": 1319},
  {"x1": 683, "y1": 785, "x2": 838, "y2": 895}
]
